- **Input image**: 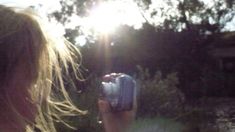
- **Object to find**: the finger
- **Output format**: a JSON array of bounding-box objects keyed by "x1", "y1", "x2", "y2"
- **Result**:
[{"x1": 98, "y1": 99, "x2": 111, "y2": 113}]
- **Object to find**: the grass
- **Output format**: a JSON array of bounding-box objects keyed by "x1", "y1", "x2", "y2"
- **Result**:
[{"x1": 127, "y1": 117, "x2": 184, "y2": 132}]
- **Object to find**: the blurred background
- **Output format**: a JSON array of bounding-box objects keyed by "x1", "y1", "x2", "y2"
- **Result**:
[{"x1": 2, "y1": 0, "x2": 235, "y2": 131}]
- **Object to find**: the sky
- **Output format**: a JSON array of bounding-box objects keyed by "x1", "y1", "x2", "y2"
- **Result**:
[
  {"x1": 0, "y1": 0, "x2": 69, "y2": 42},
  {"x1": 1, "y1": 0, "x2": 234, "y2": 31},
  {"x1": 1, "y1": 0, "x2": 235, "y2": 46},
  {"x1": 0, "y1": 0, "x2": 60, "y2": 10}
]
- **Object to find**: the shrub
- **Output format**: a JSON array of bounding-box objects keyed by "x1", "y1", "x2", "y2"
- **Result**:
[{"x1": 134, "y1": 66, "x2": 185, "y2": 118}]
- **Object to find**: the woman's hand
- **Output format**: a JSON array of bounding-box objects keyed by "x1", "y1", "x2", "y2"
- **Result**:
[{"x1": 98, "y1": 99, "x2": 136, "y2": 132}]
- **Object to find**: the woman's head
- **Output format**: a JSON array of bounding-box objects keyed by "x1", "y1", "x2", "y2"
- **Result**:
[
  {"x1": 0, "y1": 5, "x2": 85, "y2": 132},
  {"x1": 0, "y1": 5, "x2": 44, "y2": 86}
]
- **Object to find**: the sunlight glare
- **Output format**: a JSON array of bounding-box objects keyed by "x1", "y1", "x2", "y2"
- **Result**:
[
  {"x1": 83, "y1": 1, "x2": 145, "y2": 35},
  {"x1": 75, "y1": 36, "x2": 87, "y2": 46},
  {"x1": 89, "y1": 3, "x2": 120, "y2": 34}
]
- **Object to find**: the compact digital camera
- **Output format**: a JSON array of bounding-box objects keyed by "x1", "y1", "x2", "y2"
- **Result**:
[{"x1": 100, "y1": 73, "x2": 136, "y2": 111}]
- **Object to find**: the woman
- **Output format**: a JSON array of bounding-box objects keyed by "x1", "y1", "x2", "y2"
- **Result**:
[{"x1": 0, "y1": 5, "x2": 134, "y2": 132}]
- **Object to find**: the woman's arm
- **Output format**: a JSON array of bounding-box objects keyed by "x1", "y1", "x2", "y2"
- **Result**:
[{"x1": 98, "y1": 100, "x2": 135, "y2": 132}]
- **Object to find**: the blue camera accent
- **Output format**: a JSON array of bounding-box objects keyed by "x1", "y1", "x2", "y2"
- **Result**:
[{"x1": 101, "y1": 73, "x2": 136, "y2": 111}]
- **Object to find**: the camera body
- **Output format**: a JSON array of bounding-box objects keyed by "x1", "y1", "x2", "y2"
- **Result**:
[{"x1": 101, "y1": 73, "x2": 136, "y2": 111}]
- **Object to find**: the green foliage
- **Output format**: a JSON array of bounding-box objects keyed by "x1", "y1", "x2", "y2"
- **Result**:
[
  {"x1": 55, "y1": 67, "x2": 233, "y2": 131},
  {"x1": 135, "y1": 66, "x2": 185, "y2": 118},
  {"x1": 73, "y1": 76, "x2": 103, "y2": 132},
  {"x1": 128, "y1": 117, "x2": 184, "y2": 132},
  {"x1": 55, "y1": 67, "x2": 185, "y2": 131},
  {"x1": 200, "y1": 67, "x2": 227, "y2": 96},
  {"x1": 49, "y1": 0, "x2": 235, "y2": 43},
  {"x1": 179, "y1": 105, "x2": 218, "y2": 132},
  {"x1": 54, "y1": 75, "x2": 103, "y2": 132},
  {"x1": 75, "y1": 76, "x2": 103, "y2": 132}
]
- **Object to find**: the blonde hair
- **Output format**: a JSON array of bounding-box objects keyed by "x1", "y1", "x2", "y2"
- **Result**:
[{"x1": 0, "y1": 5, "x2": 86, "y2": 132}]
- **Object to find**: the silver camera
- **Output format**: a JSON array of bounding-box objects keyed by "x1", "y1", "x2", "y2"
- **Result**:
[{"x1": 101, "y1": 73, "x2": 136, "y2": 111}]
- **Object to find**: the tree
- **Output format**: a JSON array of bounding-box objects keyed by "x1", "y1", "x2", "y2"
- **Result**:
[
  {"x1": 50, "y1": 0, "x2": 235, "y2": 42},
  {"x1": 49, "y1": 0, "x2": 235, "y2": 97}
]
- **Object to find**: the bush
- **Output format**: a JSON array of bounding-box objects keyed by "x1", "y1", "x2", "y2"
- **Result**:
[{"x1": 135, "y1": 66, "x2": 185, "y2": 118}]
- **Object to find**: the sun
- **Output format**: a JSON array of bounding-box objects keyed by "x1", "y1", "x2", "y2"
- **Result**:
[
  {"x1": 82, "y1": 1, "x2": 144, "y2": 35},
  {"x1": 72, "y1": 1, "x2": 145, "y2": 45},
  {"x1": 88, "y1": 2, "x2": 121, "y2": 34}
]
